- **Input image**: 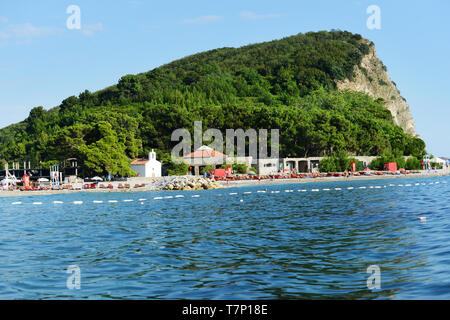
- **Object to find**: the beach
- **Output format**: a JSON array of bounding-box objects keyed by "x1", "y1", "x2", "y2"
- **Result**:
[
  {"x1": 220, "y1": 169, "x2": 450, "y2": 187},
  {"x1": 1, "y1": 169, "x2": 448, "y2": 198}
]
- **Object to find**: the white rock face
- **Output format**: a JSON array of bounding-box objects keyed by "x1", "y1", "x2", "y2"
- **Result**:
[{"x1": 336, "y1": 41, "x2": 417, "y2": 136}]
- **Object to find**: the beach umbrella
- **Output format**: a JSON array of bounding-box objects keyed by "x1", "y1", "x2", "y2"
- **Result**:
[
  {"x1": 91, "y1": 176, "x2": 103, "y2": 181},
  {"x1": 38, "y1": 178, "x2": 49, "y2": 182}
]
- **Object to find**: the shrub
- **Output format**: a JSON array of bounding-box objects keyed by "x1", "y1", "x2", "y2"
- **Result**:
[
  {"x1": 201, "y1": 165, "x2": 215, "y2": 175},
  {"x1": 167, "y1": 162, "x2": 189, "y2": 176},
  {"x1": 405, "y1": 157, "x2": 421, "y2": 170},
  {"x1": 319, "y1": 150, "x2": 355, "y2": 172},
  {"x1": 369, "y1": 150, "x2": 406, "y2": 170},
  {"x1": 232, "y1": 162, "x2": 248, "y2": 174},
  {"x1": 430, "y1": 162, "x2": 442, "y2": 169},
  {"x1": 162, "y1": 154, "x2": 190, "y2": 176},
  {"x1": 319, "y1": 157, "x2": 337, "y2": 172},
  {"x1": 349, "y1": 159, "x2": 365, "y2": 171}
]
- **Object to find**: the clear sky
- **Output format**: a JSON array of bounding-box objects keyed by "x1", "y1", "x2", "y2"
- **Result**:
[{"x1": 0, "y1": 0, "x2": 449, "y2": 156}]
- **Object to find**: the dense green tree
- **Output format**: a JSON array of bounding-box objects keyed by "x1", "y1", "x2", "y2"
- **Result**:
[
  {"x1": 77, "y1": 122, "x2": 136, "y2": 176},
  {"x1": 0, "y1": 31, "x2": 426, "y2": 176},
  {"x1": 117, "y1": 75, "x2": 143, "y2": 99},
  {"x1": 60, "y1": 96, "x2": 79, "y2": 112}
]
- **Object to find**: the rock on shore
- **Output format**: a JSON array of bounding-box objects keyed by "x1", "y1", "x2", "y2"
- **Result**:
[{"x1": 154, "y1": 176, "x2": 222, "y2": 191}]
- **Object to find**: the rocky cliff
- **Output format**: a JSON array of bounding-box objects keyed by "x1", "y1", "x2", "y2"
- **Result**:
[{"x1": 336, "y1": 41, "x2": 417, "y2": 136}]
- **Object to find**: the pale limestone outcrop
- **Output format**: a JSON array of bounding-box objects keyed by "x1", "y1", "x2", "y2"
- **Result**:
[{"x1": 336, "y1": 41, "x2": 417, "y2": 136}]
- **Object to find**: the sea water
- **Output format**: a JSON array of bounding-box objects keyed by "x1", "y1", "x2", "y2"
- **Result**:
[{"x1": 0, "y1": 176, "x2": 449, "y2": 299}]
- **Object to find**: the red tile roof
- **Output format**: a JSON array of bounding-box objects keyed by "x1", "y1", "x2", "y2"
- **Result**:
[
  {"x1": 183, "y1": 149, "x2": 227, "y2": 159},
  {"x1": 130, "y1": 158, "x2": 149, "y2": 165}
]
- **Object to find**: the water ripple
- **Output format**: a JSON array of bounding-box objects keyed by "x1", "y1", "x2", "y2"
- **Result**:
[{"x1": 0, "y1": 176, "x2": 449, "y2": 299}]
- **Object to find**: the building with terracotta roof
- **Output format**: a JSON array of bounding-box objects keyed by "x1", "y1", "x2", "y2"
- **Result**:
[
  {"x1": 130, "y1": 149, "x2": 161, "y2": 177},
  {"x1": 183, "y1": 145, "x2": 253, "y2": 175},
  {"x1": 182, "y1": 146, "x2": 227, "y2": 175},
  {"x1": 183, "y1": 146, "x2": 227, "y2": 163}
]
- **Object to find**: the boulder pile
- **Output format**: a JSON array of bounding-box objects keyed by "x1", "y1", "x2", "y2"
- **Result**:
[{"x1": 154, "y1": 176, "x2": 222, "y2": 191}]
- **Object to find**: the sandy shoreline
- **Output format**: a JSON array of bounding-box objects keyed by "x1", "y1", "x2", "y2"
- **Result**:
[
  {"x1": 1, "y1": 170, "x2": 448, "y2": 198},
  {"x1": 219, "y1": 170, "x2": 450, "y2": 188},
  {"x1": 0, "y1": 187, "x2": 156, "y2": 198}
]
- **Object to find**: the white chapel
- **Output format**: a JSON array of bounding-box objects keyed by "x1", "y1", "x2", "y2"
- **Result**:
[{"x1": 130, "y1": 149, "x2": 162, "y2": 177}]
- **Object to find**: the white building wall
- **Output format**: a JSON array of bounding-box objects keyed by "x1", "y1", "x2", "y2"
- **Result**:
[
  {"x1": 147, "y1": 161, "x2": 161, "y2": 177},
  {"x1": 257, "y1": 159, "x2": 280, "y2": 175},
  {"x1": 131, "y1": 164, "x2": 146, "y2": 177},
  {"x1": 432, "y1": 157, "x2": 446, "y2": 166}
]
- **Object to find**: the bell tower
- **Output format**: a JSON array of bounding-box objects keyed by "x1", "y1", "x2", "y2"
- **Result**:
[{"x1": 149, "y1": 149, "x2": 156, "y2": 161}]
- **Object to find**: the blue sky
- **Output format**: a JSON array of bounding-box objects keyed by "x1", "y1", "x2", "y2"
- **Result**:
[{"x1": 0, "y1": 0, "x2": 449, "y2": 156}]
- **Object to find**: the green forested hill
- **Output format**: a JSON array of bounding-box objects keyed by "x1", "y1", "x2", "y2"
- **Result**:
[{"x1": 0, "y1": 30, "x2": 425, "y2": 176}]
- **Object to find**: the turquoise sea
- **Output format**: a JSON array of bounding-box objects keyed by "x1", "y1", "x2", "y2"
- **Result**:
[{"x1": 0, "y1": 176, "x2": 449, "y2": 299}]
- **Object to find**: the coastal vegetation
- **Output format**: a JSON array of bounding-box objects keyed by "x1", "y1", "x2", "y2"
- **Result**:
[
  {"x1": 405, "y1": 157, "x2": 422, "y2": 170},
  {"x1": 319, "y1": 150, "x2": 365, "y2": 172},
  {"x1": 368, "y1": 150, "x2": 423, "y2": 170},
  {"x1": 0, "y1": 31, "x2": 426, "y2": 176},
  {"x1": 231, "y1": 163, "x2": 248, "y2": 174}
]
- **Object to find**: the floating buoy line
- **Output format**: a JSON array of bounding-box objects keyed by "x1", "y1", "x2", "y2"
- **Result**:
[{"x1": 8, "y1": 179, "x2": 447, "y2": 207}]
